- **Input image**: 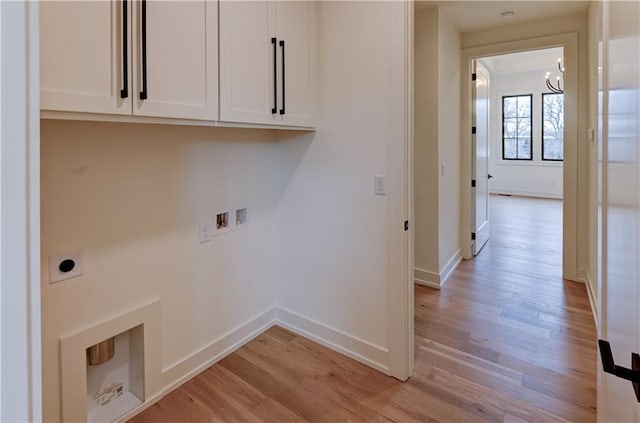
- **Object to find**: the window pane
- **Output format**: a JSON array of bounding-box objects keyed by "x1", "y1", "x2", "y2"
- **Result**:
[
  {"x1": 504, "y1": 138, "x2": 517, "y2": 159},
  {"x1": 502, "y1": 95, "x2": 532, "y2": 160},
  {"x1": 518, "y1": 137, "x2": 532, "y2": 159},
  {"x1": 517, "y1": 96, "x2": 531, "y2": 117},
  {"x1": 503, "y1": 97, "x2": 517, "y2": 117},
  {"x1": 504, "y1": 118, "x2": 517, "y2": 138},
  {"x1": 517, "y1": 118, "x2": 531, "y2": 137},
  {"x1": 543, "y1": 138, "x2": 563, "y2": 160},
  {"x1": 543, "y1": 93, "x2": 564, "y2": 160}
]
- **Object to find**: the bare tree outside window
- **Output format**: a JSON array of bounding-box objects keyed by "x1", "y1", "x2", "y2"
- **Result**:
[
  {"x1": 502, "y1": 95, "x2": 532, "y2": 160},
  {"x1": 542, "y1": 93, "x2": 564, "y2": 161}
]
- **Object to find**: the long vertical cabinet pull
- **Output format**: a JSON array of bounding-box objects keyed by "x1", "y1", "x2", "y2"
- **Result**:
[
  {"x1": 120, "y1": 0, "x2": 129, "y2": 98},
  {"x1": 139, "y1": 0, "x2": 148, "y2": 100},
  {"x1": 279, "y1": 39, "x2": 285, "y2": 115},
  {"x1": 271, "y1": 37, "x2": 277, "y2": 114}
]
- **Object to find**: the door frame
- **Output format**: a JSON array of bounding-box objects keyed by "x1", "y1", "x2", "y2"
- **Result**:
[
  {"x1": 388, "y1": 0, "x2": 414, "y2": 381},
  {"x1": 1, "y1": 1, "x2": 42, "y2": 420},
  {"x1": 461, "y1": 32, "x2": 580, "y2": 281}
]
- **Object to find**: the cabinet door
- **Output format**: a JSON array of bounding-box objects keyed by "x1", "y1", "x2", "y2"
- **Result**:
[
  {"x1": 275, "y1": 1, "x2": 317, "y2": 127},
  {"x1": 219, "y1": 1, "x2": 278, "y2": 125},
  {"x1": 132, "y1": 0, "x2": 218, "y2": 120},
  {"x1": 40, "y1": 0, "x2": 131, "y2": 114}
]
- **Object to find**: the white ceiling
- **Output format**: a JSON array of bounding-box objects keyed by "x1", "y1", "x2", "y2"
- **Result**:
[
  {"x1": 479, "y1": 47, "x2": 564, "y2": 74},
  {"x1": 415, "y1": 1, "x2": 590, "y2": 33}
]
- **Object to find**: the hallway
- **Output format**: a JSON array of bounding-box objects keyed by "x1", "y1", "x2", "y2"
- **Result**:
[{"x1": 415, "y1": 194, "x2": 596, "y2": 421}]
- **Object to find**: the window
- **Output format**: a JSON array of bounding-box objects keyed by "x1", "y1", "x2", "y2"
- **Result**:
[
  {"x1": 542, "y1": 93, "x2": 564, "y2": 161},
  {"x1": 502, "y1": 95, "x2": 532, "y2": 160}
]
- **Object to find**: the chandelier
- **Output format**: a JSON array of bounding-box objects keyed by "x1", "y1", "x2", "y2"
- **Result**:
[{"x1": 545, "y1": 58, "x2": 564, "y2": 94}]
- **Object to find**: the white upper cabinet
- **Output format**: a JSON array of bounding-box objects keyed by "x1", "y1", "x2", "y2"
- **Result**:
[
  {"x1": 40, "y1": 0, "x2": 132, "y2": 115},
  {"x1": 274, "y1": 1, "x2": 317, "y2": 127},
  {"x1": 132, "y1": 0, "x2": 218, "y2": 120},
  {"x1": 40, "y1": 0, "x2": 218, "y2": 121},
  {"x1": 219, "y1": 1, "x2": 274, "y2": 125},
  {"x1": 219, "y1": 1, "x2": 317, "y2": 128}
]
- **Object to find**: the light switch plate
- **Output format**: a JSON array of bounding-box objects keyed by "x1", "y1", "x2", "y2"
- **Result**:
[
  {"x1": 375, "y1": 175, "x2": 387, "y2": 196},
  {"x1": 199, "y1": 223, "x2": 211, "y2": 243}
]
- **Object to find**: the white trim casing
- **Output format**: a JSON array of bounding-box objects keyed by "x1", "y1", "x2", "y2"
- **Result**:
[
  {"x1": 1, "y1": 1, "x2": 42, "y2": 421},
  {"x1": 461, "y1": 33, "x2": 580, "y2": 282},
  {"x1": 387, "y1": 0, "x2": 414, "y2": 381}
]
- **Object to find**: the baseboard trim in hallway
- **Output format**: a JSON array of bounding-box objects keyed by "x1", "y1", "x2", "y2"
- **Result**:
[
  {"x1": 415, "y1": 249, "x2": 463, "y2": 289},
  {"x1": 276, "y1": 307, "x2": 390, "y2": 374}
]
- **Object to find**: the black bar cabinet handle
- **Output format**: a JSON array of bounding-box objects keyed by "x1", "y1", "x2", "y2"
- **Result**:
[
  {"x1": 271, "y1": 37, "x2": 277, "y2": 114},
  {"x1": 279, "y1": 40, "x2": 285, "y2": 115},
  {"x1": 139, "y1": 0, "x2": 148, "y2": 100},
  {"x1": 120, "y1": 0, "x2": 129, "y2": 98}
]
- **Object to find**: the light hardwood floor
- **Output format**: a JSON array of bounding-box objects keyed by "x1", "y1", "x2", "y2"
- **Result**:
[{"x1": 130, "y1": 195, "x2": 596, "y2": 423}]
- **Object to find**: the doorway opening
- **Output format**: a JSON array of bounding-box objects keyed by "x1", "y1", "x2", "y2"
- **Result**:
[
  {"x1": 461, "y1": 32, "x2": 579, "y2": 283},
  {"x1": 472, "y1": 48, "x2": 565, "y2": 281}
]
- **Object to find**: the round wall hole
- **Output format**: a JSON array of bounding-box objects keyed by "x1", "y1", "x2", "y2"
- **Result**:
[{"x1": 59, "y1": 259, "x2": 76, "y2": 273}]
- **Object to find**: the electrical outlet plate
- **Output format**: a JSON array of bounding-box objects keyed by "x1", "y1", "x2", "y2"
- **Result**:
[
  {"x1": 235, "y1": 208, "x2": 248, "y2": 227},
  {"x1": 198, "y1": 223, "x2": 211, "y2": 243},
  {"x1": 49, "y1": 250, "x2": 83, "y2": 284}
]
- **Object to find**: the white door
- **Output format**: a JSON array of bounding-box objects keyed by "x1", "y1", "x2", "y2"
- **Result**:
[
  {"x1": 40, "y1": 0, "x2": 131, "y2": 115},
  {"x1": 598, "y1": 1, "x2": 640, "y2": 422},
  {"x1": 275, "y1": 1, "x2": 317, "y2": 127},
  {"x1": 471, "y1": 61, "x2": 490, "y2": 255},
  {"x1": 133, "y1": 0, "x2": 218, "y2": 120},
  {"x1": 219, "y1": 1, "x2": 277, "y2": 125}
]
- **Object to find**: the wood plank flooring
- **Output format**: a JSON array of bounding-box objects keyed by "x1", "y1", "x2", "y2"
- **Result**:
[{"x1": 130, "y1": 195, "x2": 596, "y2": 423}]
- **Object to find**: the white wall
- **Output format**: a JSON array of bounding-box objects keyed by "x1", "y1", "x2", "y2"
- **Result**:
[
  {"x1": 414, "y1": 8, "x2": 439, "y2": 275},
  {"x1": 485, "y1": 68, "x2": 564, "y2": 199},
  {"x1": 276, "y1": 1, "x2": 409, "y2": 368},
  {"x1": 414, "y1": 8, "x2": 462, "y2": 287},
  {"x1": 40, "y1": 121, "x2": 283, "y2": 421},
  {"x1": 437, "y1": 12, "x2": 462, "y2": 271}
]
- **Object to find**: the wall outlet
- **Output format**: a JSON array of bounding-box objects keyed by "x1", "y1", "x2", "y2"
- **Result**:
[
  {"x1": 49, "y1": 250, "x2": 83, "y2": 284},
  {"x1": 374, "y1": 175, "x2": 387, "y2": 196},
  {"x1": 198, "y1": 223, "x2": 211, "y2": 244},
  {"x1": 235, "y1": 208, "x2": 248, "y2": 226}
]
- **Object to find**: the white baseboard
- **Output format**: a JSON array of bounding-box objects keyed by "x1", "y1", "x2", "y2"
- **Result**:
[
  {"x1": 116, "y1": 307, "x2": 277, "y2": 422},
  {"x1": 276, "y1": 307, "x2": 390, "y2": 375},
  {"x1": 162, "y1": 307, "x2": 278, "y2": 386},
  {"x1": 118, "y1": 305, "x2": 391, "y2": 422},
  {"x1": 579, "y1": 269, "x2": 599, "y2": 330},
  {"x1": 414, "y1": 267, "x2": 440, "y2": 288},
  {"x1": 490, "y1": 189, "x2": 562, "y2": 200},
  {"x1": 440, "y1": 250, "x2": 462, "y2": 286},
  {"x1": 414, "y1": 249, "x2": 462, "y2": 289}
]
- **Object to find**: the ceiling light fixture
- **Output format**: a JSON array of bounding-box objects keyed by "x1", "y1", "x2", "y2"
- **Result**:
[
  {"x1": 545, "y1": 57, "x2": 564, "y2": 94},
  {"x1": 501, "y1": 10, "x2": 515, "y2": 19}
]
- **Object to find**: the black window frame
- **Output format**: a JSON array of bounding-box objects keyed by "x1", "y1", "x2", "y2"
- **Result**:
[
  {"x1": 502, "y1": 94, "x2": 533, "y2": 161},
  {"x1": 541, "y1": 92, "x2": 564, "y2": 162}
]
